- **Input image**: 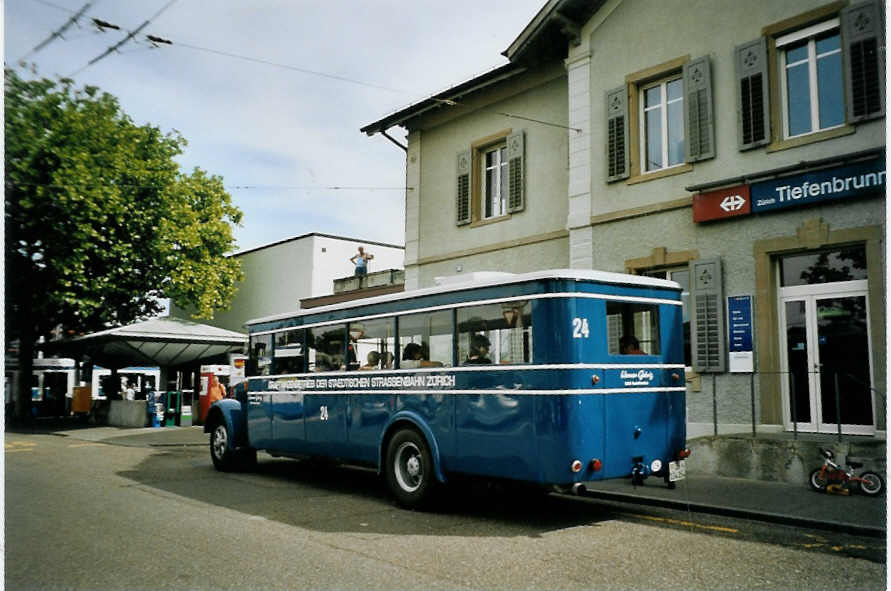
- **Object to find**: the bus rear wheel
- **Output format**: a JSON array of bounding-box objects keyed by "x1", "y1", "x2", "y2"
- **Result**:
[{"x1": 385, "y1": 429, "x2": 435, "y2": 509}]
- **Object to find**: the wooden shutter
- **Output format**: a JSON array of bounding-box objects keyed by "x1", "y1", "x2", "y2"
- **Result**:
[
  {"x1": 735, "y1": 38, "x2": 770, "y2": 150},
  {"x1": 456, "y1": 150, "x2": 471, "y2": 226},
  {"x1": 842, "y1": 0, "x2": 885, "y2": 122},
  {"x1": 606, "y1": 86, "x2": 630, "y2": 182},
  {"x1": 690, "y1": 258, "x2": 726, "y2": 373},
  {"x1": 506, "y1": 131, "x2": 525, "y2": 213},
  {"x1": 683, "y1": 56, "x2": 715, "y2": 162}
]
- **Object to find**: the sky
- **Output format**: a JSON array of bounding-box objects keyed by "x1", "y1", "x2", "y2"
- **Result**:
[{"x1": 5, "y1": 0, "x2": 548, "y2": 253}]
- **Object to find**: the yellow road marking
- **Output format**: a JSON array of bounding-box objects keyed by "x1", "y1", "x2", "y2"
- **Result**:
[
  {"x1": 629, "y1": 513, "x2": 739, "y2": 533},
  {"x1": 68, "y1": 442, "x2": 104, "y2": 448},
  {"x1": 804, "y1": 542, "x2": 871, "y2": 551},
  {"x1": 5, "y1": 441, "x2": 37, "y2": 450}
]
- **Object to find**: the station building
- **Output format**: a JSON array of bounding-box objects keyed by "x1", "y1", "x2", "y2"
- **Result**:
[{"x1": 362, "y1": 0, "x2": 886, "y2": 438}]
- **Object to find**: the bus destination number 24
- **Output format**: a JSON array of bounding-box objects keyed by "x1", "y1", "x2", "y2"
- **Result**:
[{"x1": 572, "y1": 317, "x2": 590, "y2": 339}]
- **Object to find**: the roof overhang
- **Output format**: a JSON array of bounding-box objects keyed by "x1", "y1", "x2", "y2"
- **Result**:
[
  {"x1": 39, "y1": 316, "x2": 247, "y2": 369},
  {"x1": 502, "y1": 0, "x2": 606, "y2": 63},
  {"x1": 360, "y1": 63, "x2": 526, "y2": 136}
]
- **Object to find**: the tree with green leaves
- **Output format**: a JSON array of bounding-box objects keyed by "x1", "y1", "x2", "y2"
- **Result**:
[{"x1": 5, "y1": 68, "x2": 244, "y2": 419}]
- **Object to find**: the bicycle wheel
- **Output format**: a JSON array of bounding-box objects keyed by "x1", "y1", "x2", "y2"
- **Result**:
[
  {"x1": 809, "y1": 469, "x2": 829, "y2": 491},
  {"x1": 858, "y1": 472, "x2": 883, "y2": 495}
]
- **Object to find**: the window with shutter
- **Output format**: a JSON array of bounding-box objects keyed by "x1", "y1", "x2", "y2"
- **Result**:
[
  {"x1": 606, "y1": 86, "x2": 629, "y2": 182},
  {"x1": 842, "y1": 0, "x2": 885, "y2": 122},
  {"x1": 735, "y1": 38, "x2": 770, "y2": 150},
  {"x1": 456, "y1": 150, "x2": 471, "y2": 226},
  {"x1": 455, "y1": 129, "x2": 526, "y2": 227},
  {"x1": 683, "y1": 56, "x2": 715, "y2": 162},
  {"x1": 690, "y1": 258, "x2": 726, "y2": 373},
  {"x1": 776, "y1": 19, "x2": 845, "y2": 138},
  {"x1": 506, "y1": 131, "x2": 525, "y2": 213}
]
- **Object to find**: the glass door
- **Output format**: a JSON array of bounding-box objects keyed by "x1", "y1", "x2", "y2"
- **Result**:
[
  {"x1": 779, "y1": 284, "x2": 874, "y2": 434},
  {"x1": 814, "y1": 294, "x2": 873, "y2": 432},
  {"x1": 781, "y1": 298, "x2": 814, "y2": 430}
]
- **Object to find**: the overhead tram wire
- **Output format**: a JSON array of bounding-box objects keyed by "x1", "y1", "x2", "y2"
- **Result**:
[
  {"x1": 70, "y1": 0, "x2": 178, "y2": 76},
  {"x1": 155, "y1": 43, "x2": 576, "y2": 132},
  {"x1": 430, "y1": 97, "x2": 581, "y2": 133},
  {"x1": 20, "y1": 2, "x2": 93, "y2": 60},
  {"x1": 170, "y1": 42, "x2": 410, "y2": 95},
  {"x1": 27, "y1": 2, "x2": 575, "y2": 134}
]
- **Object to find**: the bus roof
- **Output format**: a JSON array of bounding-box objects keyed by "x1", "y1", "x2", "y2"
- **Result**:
[{"x1": 245, "y1": 268, "x2": 681, "y2": 329}]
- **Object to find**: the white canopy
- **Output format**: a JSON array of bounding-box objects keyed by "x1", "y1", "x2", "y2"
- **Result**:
[{"x1": 41, "y1": 316, "x2": 247, "y2": 369}]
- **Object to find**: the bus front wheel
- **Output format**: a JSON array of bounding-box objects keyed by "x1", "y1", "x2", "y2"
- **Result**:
[
  {"x1": 385, "y1": 429, "x2": 435, "y2": 509},
  {"x1": 210, "y1": 421, "x2": 236, "y2": 472}
]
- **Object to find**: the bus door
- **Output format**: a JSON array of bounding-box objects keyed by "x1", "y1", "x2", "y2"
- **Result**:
[
  {"x1": 453, "y1": 301, "x2": 537, "y2": 481},
  {"x1": 246, "y1": 380, "x2": 274, "y2": 450},
  {"x1": 304, "y1": 325, "x2": 348, "y2": 455}
]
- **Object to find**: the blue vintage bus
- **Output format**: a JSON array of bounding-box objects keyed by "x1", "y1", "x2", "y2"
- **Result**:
[{"x1": 206, "y1": 269, "x2": 688, "y2": 508}]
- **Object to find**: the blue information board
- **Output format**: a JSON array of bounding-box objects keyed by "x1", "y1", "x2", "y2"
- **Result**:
[{"x1": 727, "y1": 295, "x2": 753, "y2": 372}]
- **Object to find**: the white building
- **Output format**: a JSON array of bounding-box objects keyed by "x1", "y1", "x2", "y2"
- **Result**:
[{"x1": 172, "y1": 233, "x2": 404, "y2": 332}]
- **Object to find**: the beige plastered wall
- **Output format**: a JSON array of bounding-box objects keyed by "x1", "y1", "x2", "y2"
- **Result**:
[{"x1": 404, "y1": 63, "x2": 570, "y2": 288}]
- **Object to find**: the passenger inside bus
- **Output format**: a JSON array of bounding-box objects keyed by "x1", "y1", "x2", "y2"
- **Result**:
[
  {"x1": 464, "y1": 333, "x2": 492, "y2": 365},
  {"x1": 360, "y1": 351, "x2": 380, "y2": 370},
  {"x1": 619, "y1": 335, "x2": 646, "y2": 355},
  {"x1": 401, "y1": 342, "x2": 441, "y2": 368}
]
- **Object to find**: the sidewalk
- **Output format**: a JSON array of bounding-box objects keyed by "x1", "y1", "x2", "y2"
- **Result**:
[
  {"x1": 580, "y1": 473, "x2": 885, "y2": 538},
  {"x1": 10, "y1": 420, "x2": 886, "y2": 536}
]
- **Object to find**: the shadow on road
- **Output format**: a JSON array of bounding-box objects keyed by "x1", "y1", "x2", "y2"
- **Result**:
[{"x1": 117, "y1": 448, "x2": 622, "y2": 538}]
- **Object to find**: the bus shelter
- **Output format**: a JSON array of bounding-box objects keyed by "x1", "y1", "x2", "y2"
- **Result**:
[{"x1": 39, "y1": 317, "x2": 247, "y2": 425}]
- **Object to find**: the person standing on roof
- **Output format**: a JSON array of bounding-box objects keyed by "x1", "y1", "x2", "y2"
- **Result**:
[{"x1": 350, "y1": 246, "x2": 374, "y2": 278}]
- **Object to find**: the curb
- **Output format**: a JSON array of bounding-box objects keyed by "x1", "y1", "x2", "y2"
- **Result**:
[{"x1": 576, "y1": 488, "x2": 886, "y2": 538}]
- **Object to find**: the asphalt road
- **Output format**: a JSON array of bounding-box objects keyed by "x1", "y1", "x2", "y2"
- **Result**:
[{"x1": 5, "y1": 432, "x2": 886, "y2": 590}]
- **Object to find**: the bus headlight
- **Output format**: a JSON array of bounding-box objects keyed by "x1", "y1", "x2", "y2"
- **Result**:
[{"x1": 650, "y1": 459, "x2": 663, "y2": 473}]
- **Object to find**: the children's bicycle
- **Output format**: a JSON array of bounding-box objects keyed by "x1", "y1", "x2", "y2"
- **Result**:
[{"x1": 809, "y1": 448, "x2": 883, "y2": 496}]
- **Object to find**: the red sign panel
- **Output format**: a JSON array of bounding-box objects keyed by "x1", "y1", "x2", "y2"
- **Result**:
[{"x1": 692, "y1": 184, "x2": 751, "y2": 222}]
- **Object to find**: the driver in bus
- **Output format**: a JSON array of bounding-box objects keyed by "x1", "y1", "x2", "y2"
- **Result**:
[{"x1": 620, "y1": 335, "x2": 646, "y2": 355}]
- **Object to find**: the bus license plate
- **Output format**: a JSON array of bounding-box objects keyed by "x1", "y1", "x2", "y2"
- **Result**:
[{"x1": 669, "y1": 460, "x2": 686, "y2": 482}]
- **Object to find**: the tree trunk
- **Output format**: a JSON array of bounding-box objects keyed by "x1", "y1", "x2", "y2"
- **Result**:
[{"x1": 16, "y1": 319, "x2": 35, "y2": 423}]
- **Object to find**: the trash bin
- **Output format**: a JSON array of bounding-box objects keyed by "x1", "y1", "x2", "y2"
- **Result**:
[
  {"x1": 179, "y1": 390, "x2": 193, "y2": 427},
  {"x1": 146, "y1": 391, "x2": 160, "y2": 427},
  {"x1": 164, "y1": 390, "x2": 181, "y2": 427}
]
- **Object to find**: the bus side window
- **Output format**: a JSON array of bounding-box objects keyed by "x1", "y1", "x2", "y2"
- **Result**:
[
  {"x1": 307, "y1": 325, "x2": 346, "y2": 372},
  {"x1": 606, "y1": 302, "x2": 660, "y2": 355},
  {"x1": 350, "y1": 318, "x2": 395, "y2": 371},
  {"x1": 398, "y1": 310, "x2": 452, "y2": 368},
  {"x1": 274, "y1": 329, "x2": 305, "y2": 374},
  {"x1": 249, "y1": 334, "x2": 274, "y2": 376},
  {"x1": 457, "y1": 301, "x2": 532, "y2": 365}
]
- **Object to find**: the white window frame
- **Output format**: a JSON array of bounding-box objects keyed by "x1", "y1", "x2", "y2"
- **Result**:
[
  {"x1": 777, "y1": 18, "x2": 844, "y2": 139},
  {"x1": 639, "y1": 76, "x2": 684, "y2": 173},
  {"x1": 481, "y1": 143, "x2": 508, "y2": 219}
]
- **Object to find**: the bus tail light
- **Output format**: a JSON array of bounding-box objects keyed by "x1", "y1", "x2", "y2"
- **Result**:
[
  {"x1": 590, "y1": 458, "x2": 602, "y2": 472},
  {"x1": 678, "y1": 448, "x2": 691, "y2": 459},
  {"x1": 570, "y1": 460, "x2": 583, "y2": 473}
]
